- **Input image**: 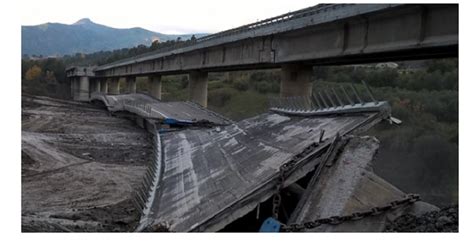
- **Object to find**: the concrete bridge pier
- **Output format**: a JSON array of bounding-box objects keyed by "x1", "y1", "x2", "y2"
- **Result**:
[
  {"x1": 108, "y1": 78, "x2": 120, "y2": 95},
  {"x1": 189, "y1": 71, "x2": 208, "y2": 107},
  {"x1": 126, "y1": 76, "x2": 136, "y2": 93},
  {"x1": 77, "y1": 76, "x2": 90, "y2": 101},
  {"x1": 280, "y1": 64, "x2": 313, "y2": 98},
  {"x1": 70, "y1": 78, "x2": 76, "y2": 99},
  {"x1": 74, "y1": 78, "x2": 80, "y2": 99},
  {"x1": 91, "y1": 79, "x2": 101, "y2": 94},
  {"x1": 100, "y1": 79, "x2": 108, "y2": 93},
  {"x1": 149, "y1": 74, "x2": 162, "y2": 100}
]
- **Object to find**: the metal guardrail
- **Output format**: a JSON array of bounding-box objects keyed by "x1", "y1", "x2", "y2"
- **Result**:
[{"x1": 268, "y1": 81, "x2": 391, "y2": 116}]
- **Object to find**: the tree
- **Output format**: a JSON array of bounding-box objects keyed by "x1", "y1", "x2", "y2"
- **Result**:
[{"x1": 25, "y1": 65, "x2": 42, "y2": 81}]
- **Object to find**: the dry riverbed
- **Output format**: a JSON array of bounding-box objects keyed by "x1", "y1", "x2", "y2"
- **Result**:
[{"x1": 21, "y1": 94, "x2": 152, "y2": 232}]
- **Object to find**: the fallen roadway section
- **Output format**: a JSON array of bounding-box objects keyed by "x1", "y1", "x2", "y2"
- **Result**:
[
  {"x1": 151, "y1": 112, "x2": 387, "y2": 231},
  {"x1": 87, "y1": 84, "x2": 435, "y2": 232},
  {"x1": 90, "y1": 92, "x2": 231, "y2": 126}
]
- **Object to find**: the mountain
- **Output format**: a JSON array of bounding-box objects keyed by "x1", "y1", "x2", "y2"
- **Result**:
[{"x1": 22, "y1": 18, "x2": 207, "y2": 56}]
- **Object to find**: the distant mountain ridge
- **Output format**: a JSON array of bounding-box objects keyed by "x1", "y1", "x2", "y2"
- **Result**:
[{"x1": 22, "y1": 18, "x2": 207, "y2": 56}]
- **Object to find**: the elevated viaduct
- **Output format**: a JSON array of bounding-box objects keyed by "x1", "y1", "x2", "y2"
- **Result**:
[{"x1": 67, "y1": 4, "x2": 458, "y2": 106}]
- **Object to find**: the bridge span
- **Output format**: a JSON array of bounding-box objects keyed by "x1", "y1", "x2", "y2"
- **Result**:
[{"x1": 67, "y1": 4, "x2": 458, "y2": 107}]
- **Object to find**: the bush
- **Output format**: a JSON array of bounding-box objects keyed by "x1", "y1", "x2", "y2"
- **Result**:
[
  {"x1": 208, "y1": 88, "x2": 236, "y2": 107},
  {"x1": 233, "y1": 78, "x2": 249, "y2": 91},
  {"x1": 208, "y1": 81, "x2": 224, "y2": 90}
]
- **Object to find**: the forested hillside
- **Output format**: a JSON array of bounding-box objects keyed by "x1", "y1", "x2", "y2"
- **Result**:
[{"x1": 22, "y1": 18, "x2": 206, "y2": 56}]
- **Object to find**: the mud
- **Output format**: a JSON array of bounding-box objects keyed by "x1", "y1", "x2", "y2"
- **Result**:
[
  {"x1": 21, "y1": 95, "x2": 153, "y2": 232},
  {"x1": 385, "y1": 205, "x2": 458, "y2": 232}
]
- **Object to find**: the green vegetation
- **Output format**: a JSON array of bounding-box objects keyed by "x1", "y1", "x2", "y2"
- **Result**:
[
  {"x1": 22, "y1": 18, "x2": 206, "y2": 56},
  {"x1": 22, "y1": 58, "x2": 69, "y2": 99}
]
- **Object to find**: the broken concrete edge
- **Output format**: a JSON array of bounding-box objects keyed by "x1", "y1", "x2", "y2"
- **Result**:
[
  {"x1": 288, "y1": 135, "x2": 350, "y2": 223},
  {"x1": 188, "y1": 111, "x2": 391, "y2": 232},
  {"x1": 286, "y1": 134, "x2": 439, "y2": 232},
  {"x1": 290, "y1": 136, "x2": 383, "y2": 228}
]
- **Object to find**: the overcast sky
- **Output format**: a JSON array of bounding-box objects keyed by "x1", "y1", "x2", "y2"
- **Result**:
[{"x1": 20, "y1": 0, "x2": 319, "y2": 34}]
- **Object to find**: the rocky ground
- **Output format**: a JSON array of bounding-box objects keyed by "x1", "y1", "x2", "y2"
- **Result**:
[
  {"x1": 21, "y1": 94, "x2": 153, "y2": 232},
  {"x1": 385, "y1": 205, "x2": 458, "y2": 232}
]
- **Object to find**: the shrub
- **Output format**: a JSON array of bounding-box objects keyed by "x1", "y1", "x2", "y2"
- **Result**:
[
  {"x1": 208, "y1": 88, "x2": 236, "y2": 107},
  {"x1": 233, "y1": 78, "x2": 249, "y2": 91}
]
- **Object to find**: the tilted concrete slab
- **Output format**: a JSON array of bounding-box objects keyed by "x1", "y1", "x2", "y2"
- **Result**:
[
  {"x1": 144, "y1": 111, "x2": 388, "y2": 232},
  {"x1": 289, "y1": 136, "x2": 437, "y2": 232}
]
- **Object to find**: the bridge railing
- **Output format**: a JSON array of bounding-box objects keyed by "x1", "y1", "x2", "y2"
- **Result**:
[{"x1": 268, "y1": 80, "x2": 391, "y2": 116}]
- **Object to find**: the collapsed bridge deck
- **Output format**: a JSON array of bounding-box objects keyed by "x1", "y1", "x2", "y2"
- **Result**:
[
  {"x1": 154, "y1": 112, "x2": 385, "y2": 231},
  {"x1": 22, "y1": 86, "x2": 438, "y2": 232},
  {"x1": 87, "y1": 91, "x2": 409, "y2": 232}
]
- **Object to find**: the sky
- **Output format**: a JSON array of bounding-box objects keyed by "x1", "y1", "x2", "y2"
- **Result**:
[{"x1": 20, "y1": 0, "x2": 318, "y2": 34}]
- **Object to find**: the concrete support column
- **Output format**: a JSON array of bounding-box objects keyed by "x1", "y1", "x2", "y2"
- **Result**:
[
  {"x1": 149, "y1": 74, "x2": 162, "y2": 100},
  {"x1": 70, "y1": 78, "x2": 74, "y2": 99},
  {"x1": 97, "y1": 79, "x2": 101, "y2": 93},
  {"x1": 78, "y1": 76, "x2": 90, "y2": 101},
  {"x1": 118, "y1": 77, "x2": 126, "y2": 93},
  {"x1": 189, "y1": 71, "x2": 208, "y2": 107},
  {"x1": 108, "y1": 78, "x2": 119, "y2": 95},
  {"x1": 280, "y1": 64, "x2": 313, "y2": 98},
  {"x1": 74, "y1": 77, "x2": 80, "y2": 99},
  {"x1": 126, "y1": 76, "x2": 136, "y2": 93},
  {"x1": 92, "y1": 79, "x2": 100, "y2": 93},
  {"x1": 100, "y1": 79, "x2": 108, "y2": 93}
]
